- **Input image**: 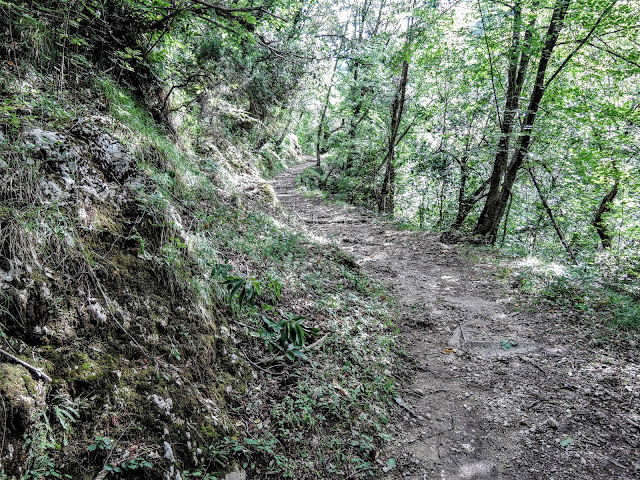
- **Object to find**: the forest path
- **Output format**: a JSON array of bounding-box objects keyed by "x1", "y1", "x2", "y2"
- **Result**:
[{"x1": 271, "y1": 160, "x2": 639, "y2": 480}]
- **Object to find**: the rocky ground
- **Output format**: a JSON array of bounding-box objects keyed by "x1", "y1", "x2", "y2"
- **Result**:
[{"x1": 272, "y1": 161, "x2": 640, "y2": 480}]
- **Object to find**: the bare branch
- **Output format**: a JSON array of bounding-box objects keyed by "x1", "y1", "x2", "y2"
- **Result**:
[
  {"x1": 189, "y1": 0, "x2": 288, "y2": 22},
  {"x1": 544, "y1": 0, "x2": 618, "y2": 89},
  {"x1": 0, "y1": 348, "x2": 52, "y2": 383},
  {"x1": 587, "y1": 40, "x2": 640, "y2": 69}
]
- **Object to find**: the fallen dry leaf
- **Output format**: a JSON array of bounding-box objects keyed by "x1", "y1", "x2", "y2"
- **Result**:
[{"x1": 333, "y1": 379, "x2": 349, "y2": 397}]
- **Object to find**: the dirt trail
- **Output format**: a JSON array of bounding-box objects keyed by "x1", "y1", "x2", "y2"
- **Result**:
[{"x1": 272, "y1": 161, "x2": 640, "y2": 480}]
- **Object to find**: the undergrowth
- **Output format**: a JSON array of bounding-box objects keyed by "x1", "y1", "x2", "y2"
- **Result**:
[{"x1": 461, "y1": 243, "x2": 640, "y2": 333}]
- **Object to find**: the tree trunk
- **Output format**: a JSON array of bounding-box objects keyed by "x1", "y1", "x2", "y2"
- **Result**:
[
  {"x1": 500, "y1": 192, "x2": 513, "y2": 247},
  {"x1": 593, "y1": 178, "x2": 620, "y2": 249},
  {"x1": 345, "y1": 63, "x2": 361, "y2": 171},
  {"x1": 316, "y1": 57, "x2": 339, "y2": 168},
  {"x1": 452, "y1": 176, "x2": 490, "y2": 230},
  {"x1": 474, "y1": 0, "x2": 571, "y2": 242},
  {"x1": 474, "y1": 1, "x2": 528, "y2": 236},
  {"x1": 378, "y1": 58, "x2": 409, "y2": 214},
  {"x1": 528, "y1": 167, "x2": 577, "y2": 263}
]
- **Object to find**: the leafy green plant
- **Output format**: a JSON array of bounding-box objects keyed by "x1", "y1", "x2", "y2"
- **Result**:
[
  {"x1": 21, "y1": 392, "x2": 85, "y2": 479},
  {"x1": 258, "y1": 310, "x2": 319, "y2": 360},
  {"x1": 268, "y1": 277, "x2": 282, "y2": 303},
  {"x1": 49, "y1": 393, "x2": 82, "y2": 447},
  {"x1": 128, "y1": 229, "x2": 150, "y2": 259},
  {"x1": 87, "y1": 436, "x2": 152, "y2": 473},
  {"x1": 87, "y1": 436, "x2": 114, "y2": 453},
  {"x1": 104, "y1": 457, "x2": 153, "y2": 474},
  {"x1": 202, "y1": 434, "x2": 295, "y2": 478},
  {"x1": 211, "y1": 261, "x2": 233, "y2": 279},
  {"x1": 499, "y1": 339, "x2": 518, "y2": 350},
  {"x1": 222, "y1": 276, "x2": 262, "y2": 308},
  {"x1": 182, "y1": 470, "x2": 218, "y2": 480}
]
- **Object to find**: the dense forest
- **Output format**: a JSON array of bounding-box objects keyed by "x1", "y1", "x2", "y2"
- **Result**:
[
  {"x1": 301, "y1": 0, "x2": 639, "y2": 263},
  {"x1": 297, "y1": 0, "x2": 640, "y2": 328},
  {"x1": 0, "y1": 0, "x2": 638, "y2": 479}
]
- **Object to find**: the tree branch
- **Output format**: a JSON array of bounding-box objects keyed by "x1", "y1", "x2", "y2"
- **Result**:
[
  {"x1": 0, "y1": 348, "x2": 52, "y2": 383},
  {"x1": 190, "y1": 0, "x2": 288, "y2": 22},
  {"x1": 587, "y1": 40, "x2": 640, "y2": 69},
  {"x1": 544, "y1": 0, "x2": 618, "y2": 89}
]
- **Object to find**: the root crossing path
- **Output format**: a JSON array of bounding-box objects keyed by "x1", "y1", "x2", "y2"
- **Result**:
[{"x1": 272, "y1": 161, "x2": 639, "y2": 480}]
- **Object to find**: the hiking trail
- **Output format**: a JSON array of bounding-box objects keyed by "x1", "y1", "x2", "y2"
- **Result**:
[{"x1": 272, "y1": 160, "x2": 639, "y2": 480}]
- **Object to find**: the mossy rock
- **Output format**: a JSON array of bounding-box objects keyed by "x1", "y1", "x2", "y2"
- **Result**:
[{"x1": 0, "y1": 363, "x2": 39, "y2": 434}]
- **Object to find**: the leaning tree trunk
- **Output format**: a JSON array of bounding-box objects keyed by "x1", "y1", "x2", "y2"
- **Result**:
[
  {"x1": 528, "y1": 167, "x2": 577, "y2": 263},
  {"x1": 593, "y1": 177, "x2": 620, "y2": 249}
]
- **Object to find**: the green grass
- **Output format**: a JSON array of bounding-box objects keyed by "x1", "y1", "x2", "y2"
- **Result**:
[
  {"x1": 475, "y1": 244, "x2": 640, "y2": 333},
  {"x1": 540, "y1": 269, "x2": 640, "y2": 330}
]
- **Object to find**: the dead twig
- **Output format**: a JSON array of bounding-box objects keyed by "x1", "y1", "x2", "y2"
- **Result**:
[
  {"x1": 238, "y1": 349, "x2": 283, "y2": 376},
  {"x1": 305, "y1": 333, "x2": 329, "y2": 351},
  {"x1": 0, "y1": 348, "x2": 52, "y2": 383},
  {"x1": 521, "y1": 357, "x2": 547, "y2": 376}
]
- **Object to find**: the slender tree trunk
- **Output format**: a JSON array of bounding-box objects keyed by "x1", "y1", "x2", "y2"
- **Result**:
[
  {"x1": 530, "y1": 213, "x2": 544, "y2": 249},
  {"x1": 452, "y1": 176, "x2": 490, "y2": 230},
  {"x1": 500, "y1": 192, "x2": 513, "y2": 247},
  {"x1": 438, "y1": 178, "x2": 446, "y2": 228},
  {"x1": 345, "y1": 62, "x2": 362, "y2": 171},
  {"x1": 345, "y1": 0, "x2": 378, "y2": 172},
  {"x1": 593, "y1": 178, "x2": 620, "y2": 249},
  {"x1": 453, "y1": 159, "x2": 468, "y2": 228},
  {"x1": 378, "y1": 58, "x2": 409, "y2": 214},
  {"x1": 316, "y1": 57, "x2": 339, "y2": 168},
  {"x1": 528, "y1": 167, "x2": 577, "y2": 263}
]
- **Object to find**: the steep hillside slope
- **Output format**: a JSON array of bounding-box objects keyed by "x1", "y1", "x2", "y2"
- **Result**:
[{"x1": 0, "y1": 75, "x2": 401, "y2": 479}]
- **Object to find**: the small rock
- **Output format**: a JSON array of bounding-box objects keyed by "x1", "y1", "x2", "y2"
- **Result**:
[
  {"x1": 224, "y1": 469, "x2": 246, "y2": 480},
  {"x1": 149, "y1": 395, "x2": 173, "y2": 416},
  {"x1": 164, "y1": 442, "x2": 175, "y2": 462},
  {"x1": 88, "y1": 301, "x2": 107, "y2": 324},
  {"x1": 461, "y1": 443, "x2": 475, "y2": 453}
]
